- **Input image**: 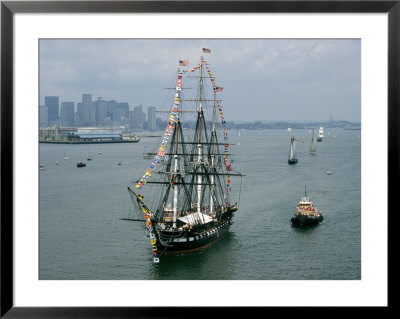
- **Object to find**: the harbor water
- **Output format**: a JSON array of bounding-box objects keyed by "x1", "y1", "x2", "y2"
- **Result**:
[{"x1": 39, "y1": 128, "x2": 361, "y2": 280}]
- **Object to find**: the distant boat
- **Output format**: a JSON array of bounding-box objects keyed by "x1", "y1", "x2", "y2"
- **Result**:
[
  {"x1": 63, "y1": 150, "x2": 70, "y2": 160},
  {"x1": 288, "y1": 136, "x2": 298, "y2": 165},
  {"x1": 291, "y1": 186, "x2": 323, "y2": 227},
  {"x1": 143, "y1": 152, "x2": 153, "y2": 159},
  {"x1": 117, "y1": 161, "x2": 122, "y2": 165},
  {"x1": 326, "y1": 170, "x2": 333, "y2": 175},
  {"x1": 87, "y1": 147, "x2": 92, "y2": 160},
  {"x1": 97, "y1": 151, "x2": 101, "y2": 154},
  {"x1": 39, "y1": 165, "x2": 45, "y2": 170},
  {"x1": 76, "y1": 162, "x2": 86, "y2": 167},
  {"x1": 309, "y1": 128, "x2": 316, "y2": 155},
  {"x1": 317, "y1": 126, "x2": 324, "y2": 142},
  {"x1": 287, "y1": 127, "x2": 292, "y2": 134}
]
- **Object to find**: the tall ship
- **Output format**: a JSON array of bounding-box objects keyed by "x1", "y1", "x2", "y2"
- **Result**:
[
  {"x1": 288, "y1": 135, "x2": 298, "y2": 164},
  {"x1": 123, "y1": 51, "x2": 244, "y2": 263},
  {"x1": 317, "y1": 126, "x2": 324, "y2": 142},
  {"x1": 291, "y1": 186, "x2": 323, "y2": 227},
  {"x1": 309, "y1": 128, "x2": 316, "y2": 154}
]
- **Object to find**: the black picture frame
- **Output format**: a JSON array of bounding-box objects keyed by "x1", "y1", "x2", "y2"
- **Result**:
[{"x1": 1, "y1": 1, "x2": 395, "y2": 317}]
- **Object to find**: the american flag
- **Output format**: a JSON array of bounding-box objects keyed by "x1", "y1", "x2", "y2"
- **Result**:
[
  {"x1": 202, "y1": 48, "x2": 211, "y2": 53},
  {"x1": 179, "y1": 60, "x2": 189, "y2": 66}
]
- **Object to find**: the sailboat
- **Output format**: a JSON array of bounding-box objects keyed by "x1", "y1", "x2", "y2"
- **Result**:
[
  {"x1": 123, "y1": 53, "x2": 244, "y2": 263},
  {"x1": 309, "y1": 128, "x2": 316, "y2": 155},
  {"x1": 87, "y1": 147, "x2": 92, "y2": 161},
  {"x1": 288, "y1": 135, "x2": 298, "y2": 164},
  {"x1": 317, "y1": 126, "x2": 324, "y2": 142}
]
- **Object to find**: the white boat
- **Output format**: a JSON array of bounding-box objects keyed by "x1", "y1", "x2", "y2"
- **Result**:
[
  {"x1": 317, "y1": 126, "x2": 324, "y2": 142},
  {"x1": 287, "y1": 127, "x2": 292, "y2": 134},
  {"x1": 87, "y1": 147, "x2": 92, "y2": 161}
]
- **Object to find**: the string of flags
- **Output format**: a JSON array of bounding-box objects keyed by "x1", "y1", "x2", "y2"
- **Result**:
[
  {"x1": 136, "y1": 194, "x2": 159, "y2": 263},
  {"x1": 135, "y1": 69, "x2": 182, "y2": 191},
  {"x1": 204, "y1": 61, "x2": 231, "y2": 201},
  {"x1": 134, "y1": 67, "x2": 183, "y2": 263},
  {"x1": 184, "y1": 54, "x2": 232, "y2": 202},
  {"x1": 181, "y1": 54, "x2": 231, "y2": 201}
]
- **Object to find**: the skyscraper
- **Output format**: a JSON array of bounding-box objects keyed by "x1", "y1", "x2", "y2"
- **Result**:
[
  {"x1": 81, "y1": 94, "x2": 92, "y2": 126},
  {"x1": 117, "y1": 102, "x2": 130, "y2": 121},
  {"x1": 75, "y1": 102, "x2": 83, "y2": 126},
  {"x1": 95, "y1": 98, "x2": 107, "y2": 126},
  {"x1": 148, "y1": 106, "x2": 156, "y2": 131},
  {"x1": 39, "y1": 106, "x2": 48, "y2": 127},
  {"x1": 45, "y1": 96, "x2": 59, "y2": 125},
  {"x1": 60, "y1": 102, "x2": 75, "y2": 127},
  {"x1": 106, "y1": 100, "x2": 116, "y2": 120},
  {"x1": 133, "y1": 104, "x2": 146, "y2": 130}
]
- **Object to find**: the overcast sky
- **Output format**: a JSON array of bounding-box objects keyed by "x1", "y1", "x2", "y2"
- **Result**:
[{"x1": 39, "y1": 39, "x2": 361, "y2": 123}]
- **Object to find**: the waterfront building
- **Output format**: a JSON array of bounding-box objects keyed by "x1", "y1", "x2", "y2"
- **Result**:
[
  {"x1": 60, "y1": 102, "x2": 75, "y2": 127},
  {"x1": 39, "y1": 106, "x2": 48, "y2": 127},
  {"x1": 45, "y1": 96, "x2": 59, "y2": 125},
  {"x1": 147, "y1": 106, "x2": 156, "y2": 131}
]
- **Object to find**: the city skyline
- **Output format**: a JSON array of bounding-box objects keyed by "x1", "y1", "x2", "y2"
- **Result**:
[{"x1": 40, "y1": 39, "x2": 361, "y2": 123}]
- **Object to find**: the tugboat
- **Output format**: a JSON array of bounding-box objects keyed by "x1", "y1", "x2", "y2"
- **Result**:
[
  {"x1": 291, "y1": 186, "x2": 323, "y2": 227},
  {"x1": 122, "y1": 51, "x2": 244, "y2": 263},
  {"x1": 76, "y1": 162, "x2": 86, "y2": 167}
]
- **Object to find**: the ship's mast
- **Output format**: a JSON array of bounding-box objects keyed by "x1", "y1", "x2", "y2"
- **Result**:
[
  {"x1": 209, "y1": 91, "x2": 217, "y2": 214},
  {"x1": 172, "y1": 120, "x2": 179, "y2": 228},
  {"x1": 196, "y1": 64, "x2": 204, "y2": 214}
]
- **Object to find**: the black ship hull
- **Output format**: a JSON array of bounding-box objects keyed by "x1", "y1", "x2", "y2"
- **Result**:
[
  {"x1": 288, "y1": 159, "x2": 298, "y2": 165},
  {"x1": 291, "y1": 214, "x2": 323, "y2": 227},
  {"x1": 155, "y1": 218, "x2": 232, "y2": 255}
]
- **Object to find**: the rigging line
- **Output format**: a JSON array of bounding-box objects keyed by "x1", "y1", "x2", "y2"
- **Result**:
[{"x1": 238, "y1": 176, "x2": 243, "y2": 207}]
